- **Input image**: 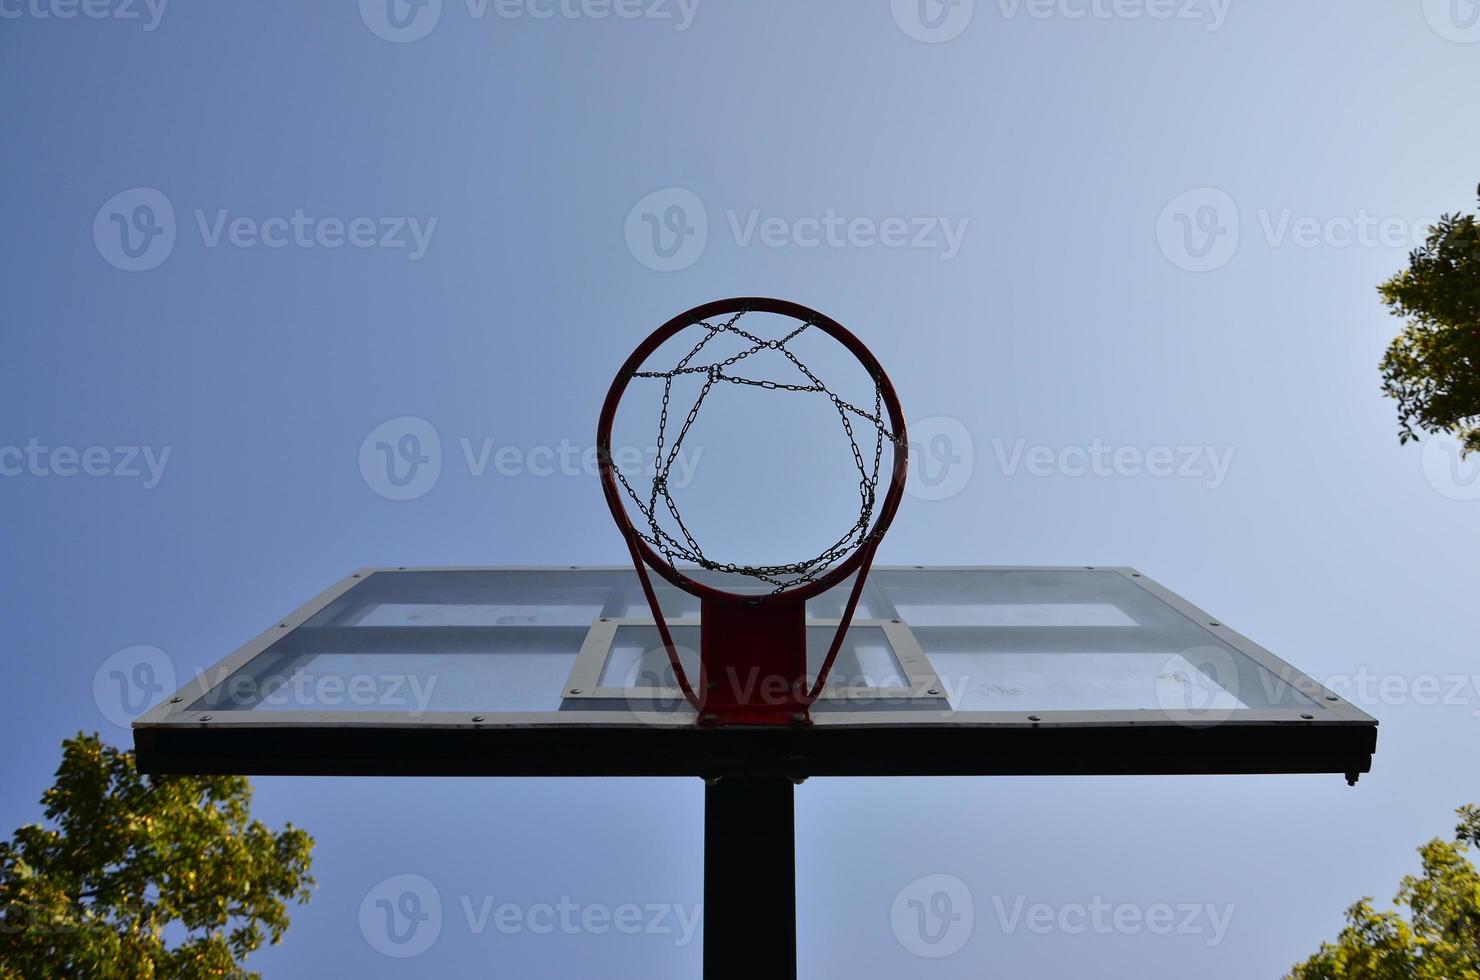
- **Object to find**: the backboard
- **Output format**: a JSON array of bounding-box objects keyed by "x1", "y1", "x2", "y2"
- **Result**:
[{"x1": 133, "y1": 565, "x2": 1377, "y2": 783}]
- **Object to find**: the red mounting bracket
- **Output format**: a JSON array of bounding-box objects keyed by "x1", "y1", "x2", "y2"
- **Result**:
[{"x1": 596, "y1": 297, "x2": 908, "y2": 728}]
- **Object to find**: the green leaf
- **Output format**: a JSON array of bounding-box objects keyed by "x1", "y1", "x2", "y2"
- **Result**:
[{"x1": 0, "y1": 734, "x2": 315, "y2": 977}]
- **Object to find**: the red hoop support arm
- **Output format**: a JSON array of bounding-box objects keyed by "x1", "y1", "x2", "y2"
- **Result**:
[{"x1": 596, "y1": 297, "x2": 909, "y2": 725}]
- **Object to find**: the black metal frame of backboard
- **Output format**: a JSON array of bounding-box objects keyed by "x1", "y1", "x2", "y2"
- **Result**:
[{"x1": 135, "y1": 713, "x2": 1375, "y2": 780}]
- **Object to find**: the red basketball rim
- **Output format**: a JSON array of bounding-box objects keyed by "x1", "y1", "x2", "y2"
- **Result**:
[{"x1": 596, "y1": 296, "x2": 909, "y2": 606}]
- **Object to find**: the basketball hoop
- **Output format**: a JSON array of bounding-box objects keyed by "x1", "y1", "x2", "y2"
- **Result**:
[{"x1": 596, "y1": 297, "x2": 909, "y2": 725}]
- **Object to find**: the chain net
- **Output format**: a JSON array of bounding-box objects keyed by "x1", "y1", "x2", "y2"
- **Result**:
[{"x1": 611, "y1": 309, "x2": 903, "y2": 592}]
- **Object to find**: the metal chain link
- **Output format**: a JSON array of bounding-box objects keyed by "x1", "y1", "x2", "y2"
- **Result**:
[{"x1": 611, "y1": 310, "x2": 904, "y2": 592}]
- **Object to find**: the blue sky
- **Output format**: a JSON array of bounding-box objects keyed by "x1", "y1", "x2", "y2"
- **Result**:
[{"x1": 3, "y1": 1, "x2": 1480, "y2": 976}]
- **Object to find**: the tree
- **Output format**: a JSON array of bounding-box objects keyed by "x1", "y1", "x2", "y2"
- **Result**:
[
  {"x1": 1378, "y1": 184, "x2": 1480, "y2": 454},
  {"x1": 0, "y1": 734, "x2": 314, "y2": 979},
  {"x1": 1286, "y1": 805, "x2": 1480, "y2": 979}
]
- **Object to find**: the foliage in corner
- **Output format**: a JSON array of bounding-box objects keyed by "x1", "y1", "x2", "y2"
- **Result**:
[
  {"x1": 1286, "y1": 805, "x2": 1480, "y2": 979},
  {"x1": 1378, "y1": 184, "x2": 1480, "y2": 455},
  {"x1": 0, "y1": 733, "x2": 314, "y2": 979}
]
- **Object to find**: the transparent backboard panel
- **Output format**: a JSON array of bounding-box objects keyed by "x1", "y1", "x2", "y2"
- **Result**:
[
  {"x1": 183, "y1": 567, "x2": 1322, "y2": 717},
  {"x1": 598, "y1": 624, "x2": 908, "y2": 690},
  {"x1": 921, "y1": 647, "x2": 1304, "y2": 712},
  {"x1": 303, "y1": 569, "x2": 625, "y2": 628},
  {"x1": 867, "y1": 568, "x2": 1188, "y2": 628},
  {"x1": 190, "y1": 627, "x2": 587, "y2": 712}
]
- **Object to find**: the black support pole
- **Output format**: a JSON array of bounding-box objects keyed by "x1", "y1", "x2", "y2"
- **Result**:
[{"x1": 703, "y1": 776, "x2": 796, "y2": 980}]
